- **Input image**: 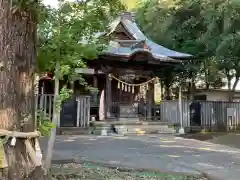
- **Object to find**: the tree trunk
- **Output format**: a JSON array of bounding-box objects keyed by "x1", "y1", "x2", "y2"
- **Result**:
[
  {"x1": 165, "y1": 84, "x2": 171, "y2": 100},
  {"x1": 188, "y1": 78, "x2": 195, "y2": 100},
  {"x1": 45, "y1": 61, "x2": 60, "y2": 170},
  {"x1": 227, "y1": 77, "x2": 231, "y2": 91},
  {"x1": 228, "y1": 77, "x2": 240, "y2": 102},
  {"x1": 204, "y1": 65, "x2": 210, "y2": 90},
  {"x1": 0, "y1": 1, "x2": 48, "y2": 179},
  {"x1": 205, "y1": 81, "x2": 210, "y2": 90}
]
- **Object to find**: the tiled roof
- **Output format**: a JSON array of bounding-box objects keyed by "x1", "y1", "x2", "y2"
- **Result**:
[{"x1": 104, "y1": 13, "x2": 192, "y2": 61}]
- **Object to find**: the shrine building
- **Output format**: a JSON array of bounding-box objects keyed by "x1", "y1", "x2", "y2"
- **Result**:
[{"x1": 39, "y1": 12, "x2": 192, "y2": 127}]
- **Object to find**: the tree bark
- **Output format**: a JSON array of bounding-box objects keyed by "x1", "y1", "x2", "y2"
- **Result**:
[
  {"x1": 228, "y1": 76, "x2": 240, "y2": 102},
  {"x1": 0, "y1": 1, "x2": 48, "y2": 179},
  {"x1": 188, "y1": 79, "x2": 195, "y2": 100}
]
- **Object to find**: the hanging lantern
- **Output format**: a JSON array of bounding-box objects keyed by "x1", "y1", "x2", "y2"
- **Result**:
[
  {"x1": 125, "y1": 84, "x2": 128, "y2": 91},
  {"x1": 117, "y1": 82, "x2": 120, "y2": 89},
  {"x1": 122, "y1": 83, "x2": 124, "y2": 90},
  {"x1": 132, "y1": 86, "x2": 134, "y2": 93}
]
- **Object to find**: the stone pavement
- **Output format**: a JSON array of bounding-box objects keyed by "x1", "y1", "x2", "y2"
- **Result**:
[{"x1": 40, "y1": 134, "x2": 240, "y2": 180}]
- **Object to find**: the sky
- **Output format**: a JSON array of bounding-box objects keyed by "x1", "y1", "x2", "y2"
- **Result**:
[
  {"x1": 43, "y1": 0, "x2": 139, "y2": 9},
  {"x1": 43, "y1": 0, "x2": 58, "y2": 7}
]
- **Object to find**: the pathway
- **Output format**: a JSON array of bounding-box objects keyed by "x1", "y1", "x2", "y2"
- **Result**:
[{"x1": 40, "y1": 134, "x2": 240, "y2": 180}]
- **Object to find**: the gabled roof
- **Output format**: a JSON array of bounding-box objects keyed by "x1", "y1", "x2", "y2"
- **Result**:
[{"x1": 104, "y1": 12, "x2": 193, "y2": 62}]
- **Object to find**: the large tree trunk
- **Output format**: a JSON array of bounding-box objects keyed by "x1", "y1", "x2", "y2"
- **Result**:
[
  {"x1": 0, "y1": 1, "x2": 48, "y2": 179},
  {"x1": 228, "y1": 77, "x2": 240, "y2": 102}
]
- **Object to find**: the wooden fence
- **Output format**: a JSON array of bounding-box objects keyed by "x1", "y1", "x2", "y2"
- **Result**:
[
  {"x1": 76, "y1": 96, "x2": 90, "y2": 128},
  {"x1": 35, "y1": 94, "x2": 90, "y2": 128}
]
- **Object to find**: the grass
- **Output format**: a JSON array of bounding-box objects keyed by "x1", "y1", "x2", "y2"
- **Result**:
[{"x1": 51, "y1": 163, "x2": 207, "y2": 180}]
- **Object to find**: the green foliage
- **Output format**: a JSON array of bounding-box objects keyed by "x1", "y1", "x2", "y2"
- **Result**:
[
  {"x1": 37, "y1": 87, "x2": 73, "y2": 136},
  {"x1": 35, "y1": 0, "x2": 125, "y2": 135},
  {"x1": 136, "y1": 0, "x2": 240, "y2": 93},
  {"x1": 120, "y1": 0, "x2": 139, "y2": 10},
  {"x1": 55, "y1": 87, "x2": 73, "y2": 113},
  {"x1": 38, "y1": 0, "x2": 125, "y2": 80},
  {"x1": 36, "y1": 110, "x2": 56, "y2": 136}
]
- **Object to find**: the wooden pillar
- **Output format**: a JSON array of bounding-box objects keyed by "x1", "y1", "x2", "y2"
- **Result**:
[
  {"x1": 153, "y1": 82, "x2": 156, "y2": 121},
  {"x1": 147, "y1": 82, "x2": 154, "y2": 120},
  {"x1": 105, "y1": 73, "x2": 112, "y2": 119},
  {"x1": 93, "y1": 69, "x2": 98, "y2": 104},
  {"x1": 70, "y1": 81, "x2": 74, "y2": 92}
]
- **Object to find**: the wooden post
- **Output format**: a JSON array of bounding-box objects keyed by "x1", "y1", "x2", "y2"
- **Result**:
[
  {"x1": 179, "y1": 86, "x2": 183, "y2": 128},
  {"x1": 153, "y1": 82, "x2": 156, "y2": 121},
  {"x1": 25, "y1": 139, "x2": 39, "y2": 166},
  {"x1": 93, "y1": 69, "x2": 98, "y2": 104},
  {"x1": 179, "y1": 86, "x2": 185, "y2": 134},
  {"x1": 44, "y1": 0, "x2": 62, "y2": 169},
  {"x1": 105, "y1": 73, "x2": 112, "y2": 119},
  {"x1": 147, "y1": 81, "x2": 153, "y2": 120},
  {"x1": 76, "y1": 96, "x2": 80, "y2": 127},
  {"x1": 45, "y1": 61, "x2": 60, "y2": 170},
  {"x1": 70, "y1": 81, "x2": 74, "y2": 92}
]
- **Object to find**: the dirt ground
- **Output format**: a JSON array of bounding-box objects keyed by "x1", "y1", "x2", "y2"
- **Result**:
[
  {"x1": 181, "y1": 132, "x2": 240, "y2": 149},
  {"x1": 51, "y1": 163, "x2": 207, "y2": 180}
]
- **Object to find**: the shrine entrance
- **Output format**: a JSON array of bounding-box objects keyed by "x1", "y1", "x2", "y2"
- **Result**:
[{"x1": 109, "y1": 72, "x2": 158, "y2": 121}]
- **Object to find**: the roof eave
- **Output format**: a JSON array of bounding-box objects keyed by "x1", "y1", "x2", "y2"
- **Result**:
[
  {"x1": 103, "y1": 52, "x2": 184, "y2": 63},
  {"x1": 169, "y1": 55, "x2": 193, "y2": 60}
]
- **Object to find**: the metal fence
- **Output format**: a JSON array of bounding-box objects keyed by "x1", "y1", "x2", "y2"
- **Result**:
[
  {"x1": 158, "y1": 100, "x2": 240, "y2": 130},
  {"x1": 156, "y1": 100, "x2": 190, "y2": 127}
]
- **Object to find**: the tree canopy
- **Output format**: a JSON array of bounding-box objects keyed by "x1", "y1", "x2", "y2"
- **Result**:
[
  {"x1": 136, "y1": 0, "x2": 240, "y2": 100},
  {"x1": 38, "y1": 0, "x2": 125, "y2": 80}
]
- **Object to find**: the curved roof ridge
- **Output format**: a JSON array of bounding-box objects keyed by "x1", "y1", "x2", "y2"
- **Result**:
[{"x1": 120, "y1": 18, "x2": 193, "y2": 59}]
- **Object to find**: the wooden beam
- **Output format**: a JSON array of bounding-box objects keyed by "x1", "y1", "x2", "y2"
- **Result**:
[
  {"x1": 0, "y1": 141, "x2": 8, "y2": 168},
  {"x1": 100, "y1": 65, "x2": 112, "y2": 73},
  {"x1": 0, "y1": 130, "x2": 40, "y2": 138},
  {"x1": 25, "y1": 139, "x2": 39, "y2": 166},
  {"x1": 75, "y1": 68, "x2": 104, "y2": 74}
]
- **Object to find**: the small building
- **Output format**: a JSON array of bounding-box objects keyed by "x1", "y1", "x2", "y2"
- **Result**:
[{"x1": 189, "y1": 89, "x2": 240, "y2": 101}]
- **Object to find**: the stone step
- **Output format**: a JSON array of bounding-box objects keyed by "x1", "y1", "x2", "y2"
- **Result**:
[
  {"x1": 91, "y1": 125, "x2": 112, "y2": 136},
  {"x1": 88, "y1": 121, "x2": 176, "y2": 136},
  {"x1": 57, "y1": 127, "x2": 90, "y2": 135},
  {"x1": 113, "y1": 124, "x2": 175, "y2": 135},
  {"x1": 57, "y1": 121, "x2": 176, "y2": 136},
  {"x1": 92, "y1": 121, "x2": 169, "y2": 126}
]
